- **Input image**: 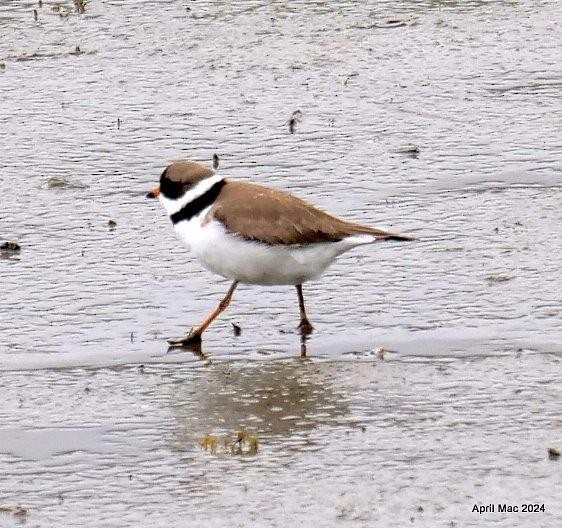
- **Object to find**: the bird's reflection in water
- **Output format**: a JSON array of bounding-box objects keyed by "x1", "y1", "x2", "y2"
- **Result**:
[
  {"x1": 170, "y1": 357, "x2": 352, "y2": 442},
  {"x1": 300, "y1": 330, "x2": 310, "y2": 357}
]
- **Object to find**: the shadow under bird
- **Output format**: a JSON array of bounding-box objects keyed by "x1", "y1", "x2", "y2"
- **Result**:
[{"x1": 147, "y1": 160, "x2": 413, "y2": 347}]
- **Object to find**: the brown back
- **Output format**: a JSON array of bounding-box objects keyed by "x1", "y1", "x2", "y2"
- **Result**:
[{"x1": 208, "y1": 181, "x2": 410, "y2": 245}]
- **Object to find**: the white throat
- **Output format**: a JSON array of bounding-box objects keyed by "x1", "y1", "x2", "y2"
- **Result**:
[{"x1": 158, "y1": 174, "x2": 225, "y2": 217}]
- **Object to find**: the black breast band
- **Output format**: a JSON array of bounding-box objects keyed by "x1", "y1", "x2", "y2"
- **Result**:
[{"x1": 170, "y1": 179, "x2": 226, "y2": 225}]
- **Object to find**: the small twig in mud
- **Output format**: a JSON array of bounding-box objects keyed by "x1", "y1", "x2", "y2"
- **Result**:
[
  {"x1": 34, "y1": 9, "x2": 38, "y2": 21},
  {"x1": 486, "y1": 274, "x2": 512, "y2": 285},
  {"x1": 231, "y1": 322, "x2": 241, "y2": 336},
  {"x1": 395, "y1": 145, "x2": 420, "y2": 158},
  {"x1": 213, "y1": 153, "x2": 219, "y2": 169},
  {"x1": 9, "y1": 47, "x2": 96, "y2": 62},
  {"x1": 287, "y1": 109, "x2": 302, "y2": 134},
  {"x1": 548, "y1": 447, "x2": 560, "y2": 460},
  {"x1": 353, "y1": 19, "x2": 408, "y2": 30}
]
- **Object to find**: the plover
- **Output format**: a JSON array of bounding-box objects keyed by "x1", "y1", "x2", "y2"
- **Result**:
[{"x1": 147, "y1": 160, "x2": 413, "y2": 346}]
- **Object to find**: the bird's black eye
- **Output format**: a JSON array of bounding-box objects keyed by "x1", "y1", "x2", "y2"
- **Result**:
[{"x1": 160, "y1": 169, "x2": 190, "y2": 199}]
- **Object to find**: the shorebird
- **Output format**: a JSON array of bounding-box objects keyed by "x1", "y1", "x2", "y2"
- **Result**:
[{"x1": 147, "y1": 160, "x2": 413, "y2": 346}]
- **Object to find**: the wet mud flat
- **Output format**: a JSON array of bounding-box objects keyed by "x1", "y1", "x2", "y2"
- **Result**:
[
  {"x1": 1, "y1": 353, "x2": 561, "y2": 527},
  {"x1": 1, "y1": 0, "x2": 561, "y2": 527}
]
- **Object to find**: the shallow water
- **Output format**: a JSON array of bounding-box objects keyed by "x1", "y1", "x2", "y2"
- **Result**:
[{"x1": 1, "y1": 1, "x2": 561, "y2": 526}]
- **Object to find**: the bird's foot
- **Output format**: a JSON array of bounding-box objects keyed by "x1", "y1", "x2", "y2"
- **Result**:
[
  {"x1": 167, "y1": 328, "x2": 203, "y2": 347},
  {"x1": 298, "y1": 319, "x2": 314, "y2": 336}
]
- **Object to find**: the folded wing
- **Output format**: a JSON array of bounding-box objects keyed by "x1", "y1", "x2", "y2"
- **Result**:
[{"x1": 208, "y1": 181, "x2": 412, "y2": 245}]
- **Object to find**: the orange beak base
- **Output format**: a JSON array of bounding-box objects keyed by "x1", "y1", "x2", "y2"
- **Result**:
[{"x1": 146, "y1": 186, "x2": 160, "y2": 199}]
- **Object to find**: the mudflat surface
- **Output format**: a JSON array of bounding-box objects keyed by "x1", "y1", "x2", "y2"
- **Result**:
[{"x1": 1, "y1": 1, "x2": 561, "y2": 527}]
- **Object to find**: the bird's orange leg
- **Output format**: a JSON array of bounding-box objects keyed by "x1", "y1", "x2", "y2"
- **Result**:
[
  {"x1": 296, "y1": 284, "x2": 314, "y2": 336},
  {"x1": 168, "y1": 281, "x2": 239, "y2": 347}
]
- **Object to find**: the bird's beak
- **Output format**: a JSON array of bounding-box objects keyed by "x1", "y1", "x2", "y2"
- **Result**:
[{"x1": 146, "y1": 186, "x2": 160, "y2": 199}]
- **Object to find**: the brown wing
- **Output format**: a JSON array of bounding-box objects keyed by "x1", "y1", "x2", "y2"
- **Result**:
[{"x1": 208, "y1": 181, "x2": 411, "y2": 245}]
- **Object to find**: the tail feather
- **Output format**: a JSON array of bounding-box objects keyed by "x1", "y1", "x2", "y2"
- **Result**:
[
  {"x1": 379, "y1": 232, "x2": 416, "y2": 242},
  {"x1": 345, "y1": 222, "x2": 415, "y2": 242}
]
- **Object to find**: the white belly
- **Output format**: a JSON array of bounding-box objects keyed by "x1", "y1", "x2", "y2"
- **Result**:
[{"x1": 173, "y1": 209, "x2": 373, "y2": 285}]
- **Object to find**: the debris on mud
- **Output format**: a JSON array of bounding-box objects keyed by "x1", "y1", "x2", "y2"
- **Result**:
[
  {"x1": 213, "y1": 153, "x2": 219, "y2": 169},
  {"x1": 8, "y1": 47, "x2": 96, "y2": 63},
  {"x1": 1, "y1": 242, "x2": 21, "y2": 260},
  {"x1": 237, "y1": 429, "x2": 259, "y2": 454},
  {"x1": 381, "y1": 19, "x2": 407, "y2": 28},
  {"x1": 486, "y1": 274, "x2": 513, "y2": 284},
  {"x1": 354, "y1": 19, "x2": 409, "y2": 30},
  {"x1": 108, "y1": 219, "x2": 117, "y2": 230},
  {"x1": 1, "y1": 241, "x2": 21, "y2": 253},
  {"x1": 0, "y1": 505, "x2": 28, "y2": 521},
  {"x1": 40, "y1": 176, "x2": 87, "y2": 190},
  {"x1": 199, "y1": 429, "x2": 258, "y2": 456},
  {"x1": 69, "y1": 46, "x2": 85, "y2": 56},
  {"x1": 547, "y1": 447, "x2": 560, "y2": 460},
  {"x1": 74, "y1": 0, "x2": 89, "y2": 14},
  {"x1": 199, "y1": 435, "x2": 222, "y2": 454},
  {"x1": 231, "y1": 323, "x2": 242, "y2": 336}
]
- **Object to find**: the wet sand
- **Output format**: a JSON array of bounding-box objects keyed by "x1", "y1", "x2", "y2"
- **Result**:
[{"x1": 1, "y1": 1, "x2": 561, "y2": 526}]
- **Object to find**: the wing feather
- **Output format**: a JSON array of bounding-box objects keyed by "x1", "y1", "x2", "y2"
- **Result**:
[{"x1": 208, "y1": 181, "x2": 412, "y2": 245}]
